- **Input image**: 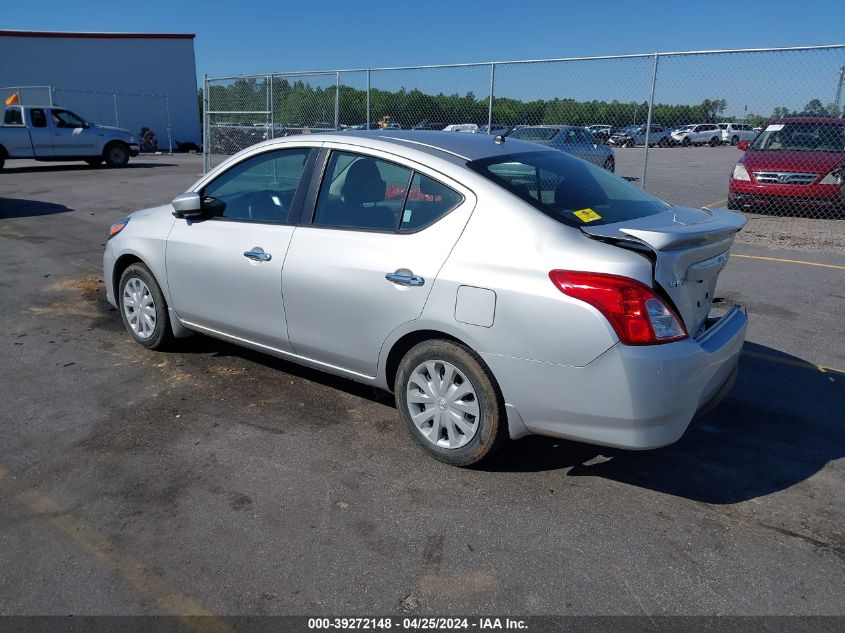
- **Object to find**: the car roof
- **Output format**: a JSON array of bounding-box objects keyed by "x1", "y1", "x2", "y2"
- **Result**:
[
  {"x1": 771, "y1": 116, "x2": 844, "y2": 125},
  {"x1": 279, "y1": 130, "x2": 548, "y2": 162}
]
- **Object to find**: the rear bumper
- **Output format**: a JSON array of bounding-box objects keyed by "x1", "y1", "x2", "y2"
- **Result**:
[{"x1": 486, "y1": 306, "x2": 747, "y2": 449}]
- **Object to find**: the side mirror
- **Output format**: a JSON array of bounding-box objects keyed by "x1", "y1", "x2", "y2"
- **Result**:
[
  {"x1": 172, "y1": 192, "x2": 203, "y2": 218},
  {"x1": 737, "y1": 140, "x2": 749, "y2": 151}
]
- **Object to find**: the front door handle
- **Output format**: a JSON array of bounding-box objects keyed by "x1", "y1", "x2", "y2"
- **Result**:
[
  {"x1": 243, "y1": 247, "x2": 272, "y2": 262},
  {"x1": 385, "y1": 272, "x2": 425, "y2": 287}
]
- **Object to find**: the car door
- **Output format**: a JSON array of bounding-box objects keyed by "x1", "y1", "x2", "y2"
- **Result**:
[
  {"x1": 49, "y1": 109, "x2": 97, "y2": 156},
  {"x1": 27, "y1": 108, "x2": 54, "y2": 157},
  {"x1": 282, "y1": 147, "x2": 475, "y2": 377},
  {"x1": 166, "y1": 146, "x2": 316, "y2": 352}
]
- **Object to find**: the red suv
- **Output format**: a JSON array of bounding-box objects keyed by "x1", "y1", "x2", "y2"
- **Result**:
[{"x1": 728, "y1": 116, "x2": 845, "y2": 214}]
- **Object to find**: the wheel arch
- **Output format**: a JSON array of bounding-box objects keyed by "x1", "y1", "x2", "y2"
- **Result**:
[
  {"x1": 383, "y1": 328, "x2": 470, "y2": 393},
  {"x1": 111, "y1": 253, "x2": 145, "y2": 301}
]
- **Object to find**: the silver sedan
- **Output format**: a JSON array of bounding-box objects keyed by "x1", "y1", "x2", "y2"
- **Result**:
[
  {"x1": 104, "y1": 131, "x2": 747, "y2": 466},
  {"x1": 508, "y1": 125, "x2": 616, "y2": 171}
]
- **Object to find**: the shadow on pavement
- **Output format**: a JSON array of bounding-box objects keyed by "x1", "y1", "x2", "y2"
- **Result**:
[
  {"x1": 0, "y1": 162, "x2": 177, "y2": 174},
  {"x1": 0, "y1": 198, "x2": 73, "y2": 219},
  {"x1": 173, "y1": 331, "x2": 843, "y2": 505},
  {"x1": 485, "y1": 342, "x2": 843, "y2": 504}
]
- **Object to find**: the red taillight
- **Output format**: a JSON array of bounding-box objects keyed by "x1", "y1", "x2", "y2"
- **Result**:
[{"x1": 549, "y1": 270, "x2": 688, "y2": 345}]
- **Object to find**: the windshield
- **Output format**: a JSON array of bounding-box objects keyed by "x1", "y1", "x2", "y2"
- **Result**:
[
  {"x1": 750, "y1": 122, "x2": 845, "y2": 153},
  {"x1": 467, "y1": 150, "x2": 668, "y2": 228},
  {"x1": 510, "y1": 127, "x2": 559, "y2": 141}
]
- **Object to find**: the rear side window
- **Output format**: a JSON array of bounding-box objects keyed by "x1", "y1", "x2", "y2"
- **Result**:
[
  {"x1": 314, "y1": 151, "x2": 412, "y2": 231},
  {"x1": 313, "y1": 150, "x2": 463, "y2": 232},
  {"x1": 401, "y1": 173, "x2": 463, "y2": 231},
  {"x1": 30, "y1": 109, "x2": 46, "y2": 128},
  {"x1": 467, "y1": 150, "x2": 667, "y2": 228},
  {"x1": 3, "y1": 107, "x2": 23, "y2": 125}
]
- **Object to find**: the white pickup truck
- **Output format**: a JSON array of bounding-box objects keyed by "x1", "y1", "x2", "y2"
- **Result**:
[{"x1": 0, "y1": 105, "x2": 139, "y2": 169}]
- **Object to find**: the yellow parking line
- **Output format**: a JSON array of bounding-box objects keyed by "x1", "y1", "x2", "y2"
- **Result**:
[
  {"x1": 732, "y1": 253, "x2": 845, "y2": 270},
  {"x1": 0, "y1": 467, "x2": 233, "y2": 632},
  {"x1": 742, "y1": 350, "x2": 845, "y2": 375}
]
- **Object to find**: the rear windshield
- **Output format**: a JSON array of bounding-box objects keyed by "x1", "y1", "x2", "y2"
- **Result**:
[
  {"x1": 467, "y1": 150, "x2": 668, "y2": 228},
  {"x1": 750, "y1": 122, "x2": 845, "y2": 153},
  {"x1": 509, "y1": 127, "x2": 559, "y2": 141}
]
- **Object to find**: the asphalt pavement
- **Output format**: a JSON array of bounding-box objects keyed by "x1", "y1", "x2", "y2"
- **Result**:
[{"x1": 0, "y1": 155, "x2": 843, "y2": 617}]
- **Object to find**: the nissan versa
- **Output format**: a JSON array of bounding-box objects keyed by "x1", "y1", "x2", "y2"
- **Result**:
[{"x1": 104, "y1": 131, "x2": 747, "y2": 466}]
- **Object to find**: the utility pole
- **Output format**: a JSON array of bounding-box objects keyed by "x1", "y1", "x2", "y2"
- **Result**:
[{"x1": 835, "y1": 65, "x2": 845, "y2": 115}]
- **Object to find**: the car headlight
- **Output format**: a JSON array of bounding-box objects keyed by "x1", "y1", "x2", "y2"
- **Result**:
[
  {"x1": 732, "y1": 163, "x2": 751, "y2": 181},
  {"x1": 820, "y1": 167, "x2": 843, "y2": 185},
  {"x1": 108, "y1": 217, "x2": 130, "y2": 240}
]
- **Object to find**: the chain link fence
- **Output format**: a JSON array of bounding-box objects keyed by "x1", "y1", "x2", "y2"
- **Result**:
[
  {"x1": 204, "y1": 45, "x2": 845, "y2": 252},
  {"x1": 2, "y1": 85, "x2": 173, "y2": 154}
]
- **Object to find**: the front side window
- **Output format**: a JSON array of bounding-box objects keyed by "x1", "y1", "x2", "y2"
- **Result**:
[
  {"x1": 202, "y1": 147, "x2": 311, "y2": 222},
  {"x1": 468, "y1": 150, "x2": 667, "y2": 228},
  {"x1": 51, "y1": 109, "x2": 85, "y2": 128},
  {"x1": 509, "y1": 127, "x2": 559, "y2": 142},
  {"x1": 30, "y1": 109, "x2": 47, "y2": 128},
  {"x1": 314, "y1": 151, "x2": 412, "y2": 231}
]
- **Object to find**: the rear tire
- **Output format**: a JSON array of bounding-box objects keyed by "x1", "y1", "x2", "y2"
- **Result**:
[
  {"x1": 395, "y1": 339, "x2": 508, "y2": 467},
  {"x1": 104, "y1": 142, "x2": 130, "y2": 168},
  {"x1": 730, "y1": 135, "x2": 739, "y2": 146},
  {"x1": 118, "y1": 263, "x2": 174, "y2": 350},
  {"x1": 603, "y1": 156, "x2": 615, "y2": 173},
  {"x1": 625, "y1": 138, "x2": 635, "y2": 148},
  {"x1": 709, "y1": 136, "x2": 720, "y2": 147},
  {"x1": 658, "y1": 137, "x2": 669, "y2": 148}
]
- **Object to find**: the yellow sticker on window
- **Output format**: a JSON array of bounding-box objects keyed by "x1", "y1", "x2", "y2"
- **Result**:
[{"x1": 573, "y1": 208, "x2": 602, "y2": 223}]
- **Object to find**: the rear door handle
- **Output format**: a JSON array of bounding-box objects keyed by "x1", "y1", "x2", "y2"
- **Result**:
[
  {"x1": 385, "y1": 272, "x2": 425, "y2": 287},
  {"x1": 243, "y1": 248, "x2": 272, "y2": 262}
]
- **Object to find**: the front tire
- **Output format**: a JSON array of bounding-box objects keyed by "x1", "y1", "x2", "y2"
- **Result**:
[
  {"x1": 731, "y1": 135, "x2": 739, "y2": 146},
  {"x1": 395, "y1": 340, "x2": 508, "y2": 466},
  {"x1": 603, "y1": 156, "x2": 615, "y2": 173},
  {"x1": 118, "y1": 263, "x2": 173, "y2": 350},
  {"x1": 104, "y1": 142, "x2": 130, "y2": 168}
]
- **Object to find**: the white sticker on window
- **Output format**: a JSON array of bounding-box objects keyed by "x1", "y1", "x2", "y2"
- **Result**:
[
  {"x1": 402, "y1": 209, "x2": 413, "y2": 223},
  {"x1": 765, "y1": 124, "x2": 784, "y2": 132}
]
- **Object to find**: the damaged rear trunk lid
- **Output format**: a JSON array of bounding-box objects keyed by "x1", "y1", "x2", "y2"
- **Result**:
[{"x1": 581, "y1": 206, "x2": 747, "y2": 336}]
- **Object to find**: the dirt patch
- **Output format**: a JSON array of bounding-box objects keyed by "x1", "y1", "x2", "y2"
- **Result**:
[
  {"x1": 47, "y1": 275, "x2": 106, "y2": 301},
  {"x1": 33, "y1": 274, "x2": 118, "y2": 327},
  {"x1": 0, "y1": 225, "x2": 28, "y2": 240}
]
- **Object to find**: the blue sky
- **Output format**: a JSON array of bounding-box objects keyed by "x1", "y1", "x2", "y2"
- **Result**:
[{"x1": 4, "y1": 0, "x2": 845, "y2": 116}]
